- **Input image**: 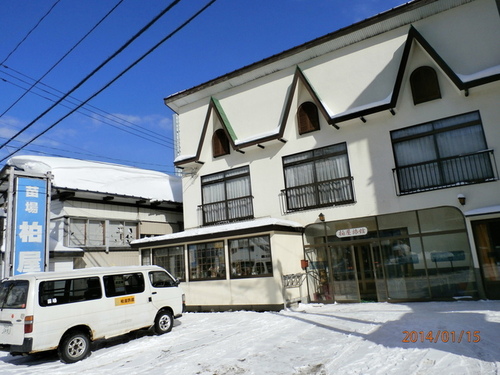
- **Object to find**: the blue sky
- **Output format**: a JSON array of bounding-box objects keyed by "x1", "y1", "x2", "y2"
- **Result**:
[{"x1": 0, "y1": 0, "x2": 407, "y2": 174}]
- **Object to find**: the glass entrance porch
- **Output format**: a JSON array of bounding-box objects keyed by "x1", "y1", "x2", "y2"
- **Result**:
[{"x1": 304, "y1": 207, "x2": 478, "y2": 303}]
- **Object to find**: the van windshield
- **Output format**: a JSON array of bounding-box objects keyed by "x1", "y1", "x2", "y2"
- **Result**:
[{"x1": 0, "y1": 280, "x2": 29, "y2": 309}]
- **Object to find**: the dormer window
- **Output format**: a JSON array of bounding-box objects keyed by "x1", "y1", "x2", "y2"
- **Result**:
[
  {"x1": 297, "y1": 102, "x2": 320, "y2": 134},
  {"x1": 212, "y1": 129, "x2": 230, "y2": 158},
  {"x1": 410, "y1": 66, "x2": 441, "y2": 105}
]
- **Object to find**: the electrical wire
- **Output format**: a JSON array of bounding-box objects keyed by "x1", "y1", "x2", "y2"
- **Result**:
[
  {"x1": 0, "y1": 65, "x2": 174, "y2": 144},
  {"x1": 0, "y1": 74, "x2": 174, "y2": 148},
  {"x1": 0, "y1": 0, "x2": 125, "y2": 120},
  {"x1": 0, "y1": 135, "x2": 176, "y2": 173},
  {"x1": 0, "y1": 0, "x2": 62, "y2": 66},
  {"x1": 0, "y1": 0, "x2": 183, "y2": 152},
  {"x1": 0, "y1": 0, "x2": 218, "y2": 163}
]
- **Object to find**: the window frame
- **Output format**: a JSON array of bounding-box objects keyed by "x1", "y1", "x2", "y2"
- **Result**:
[
  {"x1": 103, "y1": 272, "x2": 145, "y2": 297},
  {"x1": 68, "y1": 218, "x2": 138, "y2": 248},
  {"x1": 282, "y1": 142, "x2": 355, "y2": 212},
  {"x1": 391, "y1": 111, "x2": 494, "y2": 194},
  {"x1": 200, "y1": 166, "x2": 254, "y2": 225},
  {"x1": 39, "y1": 277, "x2": 102, "y2": 307},
  {"x1": 229, "y1": 235, "x2": 273, "y2": 279},
  {"x1": 152, "y1": 245, "x2": 186, "y2": 281},
  {"x1": 187, "y1": 241, "x2": 226, "y2": 281}
]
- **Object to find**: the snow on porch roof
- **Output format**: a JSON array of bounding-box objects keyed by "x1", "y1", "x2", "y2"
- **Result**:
[
  {"x1": 131, "y1": 217, "x2": 304, "y2": 246},
  {"x1": 7, "y1": 155, "x2": 182, "y2": 203}
]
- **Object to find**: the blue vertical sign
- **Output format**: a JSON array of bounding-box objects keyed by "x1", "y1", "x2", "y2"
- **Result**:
[{"x1": 13, "y1": 177, "x2": 47, "y2": 275}]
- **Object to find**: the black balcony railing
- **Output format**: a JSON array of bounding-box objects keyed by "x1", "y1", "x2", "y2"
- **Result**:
[
  {"x1": 200, "y1": 196, "x2": 254, "y2": 226},
  {"x1": 281, "y1": 176, "x2": 355, "y2": 213},
  {"x1": 393, "y1": 149, "x2": 497, "y2": 195}
]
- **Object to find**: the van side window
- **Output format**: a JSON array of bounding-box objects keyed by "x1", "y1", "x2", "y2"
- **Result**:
[
  {"x1": 103, "y1": 273, "x2": 145, "y2": 297},
  {"x1": 39, "y1": 277, "x2": 102, "y2": 307},
  {"x1": 149, "y1": 271, "x2": 177, "y2": 288},
  {"x1": 0, "y1": 280, "x2": 29, "y2": 309}
]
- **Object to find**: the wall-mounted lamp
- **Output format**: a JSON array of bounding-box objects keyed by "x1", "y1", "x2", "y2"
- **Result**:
[
  {"x1": 457, "y1": 194, "x2": 466, "y2": 206},
  {"x1": 319, "y1": 213, "x2": 325, "y2": 222}
]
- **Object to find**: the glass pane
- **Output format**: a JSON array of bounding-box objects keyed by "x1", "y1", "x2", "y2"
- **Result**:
[
  {"x1": 153, "y1": 246, "x2": 185, "y2": 280},
  {"x1": 108, "y1": 221, "x2": 124, "y2": 246},
  {"x1": 229, "y1": 236, "x2": 272, "y2": 278},
  {"x1": 418, "y1": 207, "x2": 466, "y2": 233},
  {"x1": 69, "y1": 219, "x2": 86, "y2": 247},
  {"x1": 88, "y1": 220, "x2": 104, "y2": 246},
  {"x1": 423, "y1": 233, "x2": 477, "y2": 298},
  {"x1": 331, "y1": 245, "x2": 359, "y2": 301},
  {"x1": 381, "y1": 237, "x2": 430, "y2": 300},
  {"x1": 306, "y1": 246, "x2": 333, "y2": 302},
  {"x1": 304, "y1": 223, "x2": 327, "y2": 246},
  {"x1": 378, "y1": 211, "x2": 419, "y2": 236},
  {"x1": 188, "y1": 241, "x2": 226, "y2": 280},
  {"x1": 141, "y1": 249, "x2": 151, "y2": 266}
]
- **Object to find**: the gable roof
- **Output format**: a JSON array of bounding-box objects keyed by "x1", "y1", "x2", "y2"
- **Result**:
[{"x1": 174, "y1": 23, "x2": 500, "y2": 167}]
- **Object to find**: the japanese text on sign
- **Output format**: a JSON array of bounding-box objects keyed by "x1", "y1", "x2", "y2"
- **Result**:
[
  {"x1": 14, "y1": 178, "x2": 47, "y2": 275},
  {"x1": 336, "y1": 227, "x2": 368, "y2": 238}
]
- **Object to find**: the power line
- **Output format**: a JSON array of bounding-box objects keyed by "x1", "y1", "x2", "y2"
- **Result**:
[
  {"x1": 0, "y1": 0, "x2": 183, "y2": 152},
  {"x1": 0, "y1": 65, "x2": 174, "y2": 145},
  {"x1": 0, "y1": 0, "x2": 125, "y2": 119},
  {"x1": 0, "y1": 74, "x2": 174, "y2": 148},
  {"x1": 0, "y1": 135, "x2": 176, "y2": 174},
  {"x1": 0, "y1": 0, "x2": 62, "y2": 66},
  {"x1": 0, "y1": 0, "x2": 218, "y2": 163}
]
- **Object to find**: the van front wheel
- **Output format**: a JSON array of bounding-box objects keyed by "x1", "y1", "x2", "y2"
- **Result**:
[
  {"x1": 154, "y1": 310, "x2": 173, "y2": 334},
  {"x1": 58, "y1": 330, "x2": 90, "y2": 363}
]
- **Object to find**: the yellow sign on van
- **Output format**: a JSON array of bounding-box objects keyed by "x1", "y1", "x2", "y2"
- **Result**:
[{"x1": 115, "y1": 296, "x2": 135, "y2": 306}]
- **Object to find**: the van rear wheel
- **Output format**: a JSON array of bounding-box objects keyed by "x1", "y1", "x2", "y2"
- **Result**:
[
  {"x1": 58, "y1": 330, "x2": 90, "y2": 363},
  {"x1": 154, "y1": 310, "x2": 173, "y2": 334}
]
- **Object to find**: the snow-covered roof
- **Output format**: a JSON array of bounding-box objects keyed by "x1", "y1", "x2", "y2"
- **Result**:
[
  {"x1": 131, "y1": 217, "x2": 303, "y2": 246},
  {"x1": 8, "y1": 155, "x2": 182, "y2": 203},
  {"x1": 464, "y1": 205, "x2": 500, "y2": 217}
]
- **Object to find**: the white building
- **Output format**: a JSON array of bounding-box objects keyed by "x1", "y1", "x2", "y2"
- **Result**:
[
  {"x1": 132, "y1": 0, "x2": 500, "y2": 310},
  {"x1": 1, "y1": 156, "x2": 183, "y2": 273}
]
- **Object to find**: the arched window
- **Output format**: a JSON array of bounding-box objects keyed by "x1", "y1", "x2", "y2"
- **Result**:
[
  {"x1": 212, "y1": 129, "x2": 230, "y2": 158},
  {"x1": 410, "y1": 66, "x2": 441, "y2": 105},
  {"x1": 297, "y1": 102, "x2": 320, "y2": 134}
]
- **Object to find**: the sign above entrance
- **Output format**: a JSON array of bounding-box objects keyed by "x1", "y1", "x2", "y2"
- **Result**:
[{"x1": 336, "y1": 227, "x2": 368, "y2": 238}]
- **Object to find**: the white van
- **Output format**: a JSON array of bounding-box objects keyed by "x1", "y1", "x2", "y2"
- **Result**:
[{"x1": 0, "y1": 265, "x2": 185, "y2": 363}]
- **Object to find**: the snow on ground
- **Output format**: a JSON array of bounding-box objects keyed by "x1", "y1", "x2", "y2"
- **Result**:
[{"x1": 0, "y1": 301, "x2": 499, "y2": 375}]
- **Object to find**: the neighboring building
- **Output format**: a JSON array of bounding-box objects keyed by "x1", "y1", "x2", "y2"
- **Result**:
[
  {"x1": 132, "y1": 0, "x2": 500, "y2": 310},
  {"x1": 0, "y1": 156, "x2": 183, "y2": 274}
]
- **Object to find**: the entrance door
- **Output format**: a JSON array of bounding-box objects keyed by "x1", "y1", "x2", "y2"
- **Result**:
[
  {"x1": 329, "y1": 242, "x2": 381, "y2": 302},
  {"x1": 472, "y1": 219, "x2": 500, "y2": 299},
  {"x1": 354, "y1": 244, "x2": 377, "y2": 301}
]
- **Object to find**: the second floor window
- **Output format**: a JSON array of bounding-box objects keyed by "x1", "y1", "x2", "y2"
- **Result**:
[
  {"x1": 392, "y1": 111, "x2": 495, "y2": 194},
  {"x1": 282, "y1": 143, "x2": 354, "y2": 212},
  {"x1": 201, "y1": 166, "x2": 253, "y2": 225},
  {"x1": 69, "y1": 219, "x2": 137, "y2": 247}
]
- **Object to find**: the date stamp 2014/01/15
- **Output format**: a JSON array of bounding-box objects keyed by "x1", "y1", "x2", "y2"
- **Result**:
[{"x1": 402, "y1": 330, "x2": 480, "y2": 343}]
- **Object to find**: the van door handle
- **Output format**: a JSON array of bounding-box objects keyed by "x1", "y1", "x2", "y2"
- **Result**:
[{"x1": 152, "y1": 292, "x2": 157, "y2": 295}]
